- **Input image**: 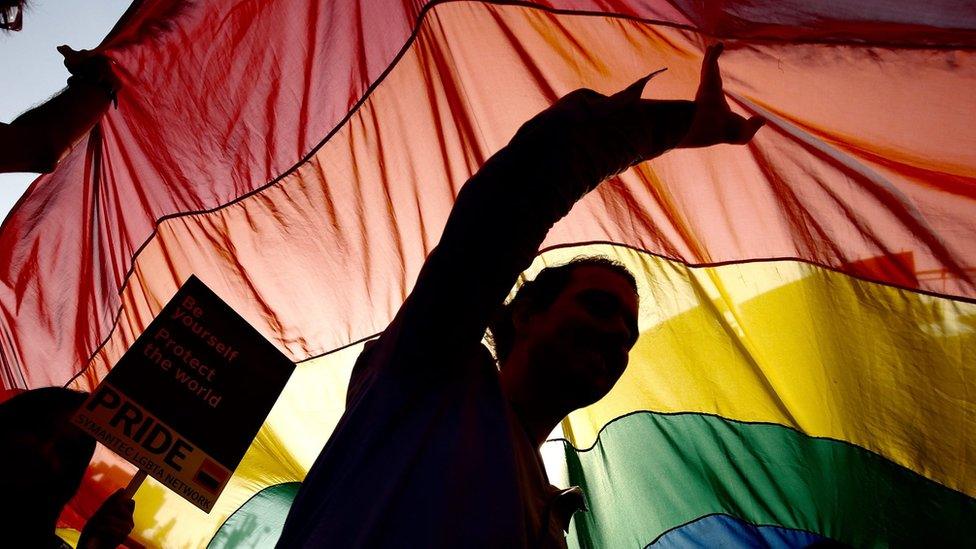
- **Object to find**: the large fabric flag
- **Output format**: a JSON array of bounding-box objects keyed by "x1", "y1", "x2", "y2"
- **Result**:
[{"x1": 1, "y1": 0, "x2": 974, "y2": 546}]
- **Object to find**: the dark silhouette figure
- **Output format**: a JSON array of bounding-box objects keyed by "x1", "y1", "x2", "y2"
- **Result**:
[
  {"x1": 0, "y1": 387, "x2": 135, "y2": 548},
  {"x1": 278, "y1": 44, "x2": 763, "y2": 547}
]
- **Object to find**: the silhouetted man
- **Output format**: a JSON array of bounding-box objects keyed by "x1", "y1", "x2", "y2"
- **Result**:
[{"x1": 278, "y1": 44, "x2": 763, "y2": 547}]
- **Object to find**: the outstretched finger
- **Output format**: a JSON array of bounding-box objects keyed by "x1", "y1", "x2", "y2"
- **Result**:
[
  {"x1": 58, "y1": 45, "x2": 79, "y2": 71},
  {"x1": 697, "y1": 43, "x2": 725, "y2": 100},
  {"x1": 59, "y1": 45, "x2": 100, "y2": 76},
  {"x1": 610, "y1": 67, "x2": 667, "y2": 105}
]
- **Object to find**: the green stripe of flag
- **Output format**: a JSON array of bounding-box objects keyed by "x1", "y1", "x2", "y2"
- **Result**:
[{"x1": 561, "y1": 411, "x2": 976, "y2": 548}]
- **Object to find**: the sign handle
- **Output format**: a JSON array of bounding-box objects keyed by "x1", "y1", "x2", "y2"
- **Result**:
[{"x1": 123, "y1": 470, "x2": 148, "y2": 500}]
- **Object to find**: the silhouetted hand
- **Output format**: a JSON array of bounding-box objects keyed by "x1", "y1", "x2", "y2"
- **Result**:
[
  {"x1": 679, "y1": 43, "x2": 764, "y2": 147},
  {"x1": 508, "y1": 43, "x2": 764, "y2": 184},
  {"x1": 58, "y1": 45, "x2": 122, "y2": 97},
  {"x1": 77, "y1": 489, "x2": 135, "y2": 549}
]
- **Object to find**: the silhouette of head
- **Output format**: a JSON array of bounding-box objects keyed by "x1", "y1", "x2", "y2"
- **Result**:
[
  {"x1": 491, "y1": 257, "x2": 639, "y2": 410},
  {"x1": 0, "y1": 387, "x2": 95, "y2": 522}
]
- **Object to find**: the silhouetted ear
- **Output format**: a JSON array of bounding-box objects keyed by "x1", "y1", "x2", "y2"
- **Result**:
[{"x1": 511, "y1": 298, "x2": 532, "y2": 334}]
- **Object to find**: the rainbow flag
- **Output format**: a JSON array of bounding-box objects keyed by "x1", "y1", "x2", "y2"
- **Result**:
[{"x1": 2, "y1": 0, "x2": 974, "y2": 546}]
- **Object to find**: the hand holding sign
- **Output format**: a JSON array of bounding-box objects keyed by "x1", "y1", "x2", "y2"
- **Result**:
[
  {"x1": 73, "y1": 276, "x2": 295, "y2": 512},
  {"x1": 77, "y1": 489, "x2": 135, "y2": 549}
]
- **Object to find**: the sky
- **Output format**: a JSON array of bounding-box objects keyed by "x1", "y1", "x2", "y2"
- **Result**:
[{"x1": 0, "y1": 0, "x2": 131, "y2": 223}]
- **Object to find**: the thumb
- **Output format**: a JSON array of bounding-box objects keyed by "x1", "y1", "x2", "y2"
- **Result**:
[
  {"x1": 731, "y1": 116, "x2": 766, "y2": 144},
  {"x1": 59, "y1": 45, "x2": 86, "y2": 73},
  {"x1": 57, "y1": 44, "x2": 84, "y2": 60},
  {"x1": 610, "y1": 67, "x2": 667, "y2": 105},
  {"x1": 103, "y1": 488, "x2": 128, "y2": 506}
]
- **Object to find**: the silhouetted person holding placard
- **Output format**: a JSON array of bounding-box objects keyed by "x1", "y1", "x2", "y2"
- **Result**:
[
  {"x1": 0, "y1": 387, "x2": 135, "y2": 548},
  {"x1": 278, "y1": 44, "x2": 763, "y2": 547}
]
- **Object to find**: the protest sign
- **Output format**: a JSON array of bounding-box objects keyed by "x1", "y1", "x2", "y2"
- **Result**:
[{"x1": 73, "y1": 276, "x2": 295, "y2": 512}]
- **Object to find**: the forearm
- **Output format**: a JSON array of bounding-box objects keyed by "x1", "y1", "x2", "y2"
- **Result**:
[
  {"x1": 6, "y1": 82, "x2": 111, "y2": 173},
  {"x1": 440, "y1": 98, "x2": 696, "y2": 276},
  {"x1": 393, "y1": 98, "x2": 695, "y2": 357}
]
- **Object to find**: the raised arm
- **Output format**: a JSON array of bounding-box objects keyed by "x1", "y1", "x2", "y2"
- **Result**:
[
  {"x1": 378, "y1": 44, "x2": 763, "y2": 374},
  {"x1": 0, "y1": 47, "x2": 119, "y2": 174}
]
